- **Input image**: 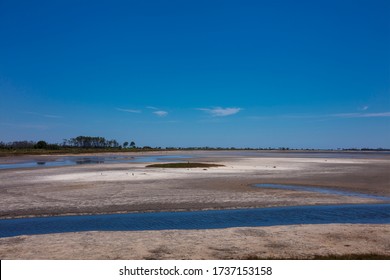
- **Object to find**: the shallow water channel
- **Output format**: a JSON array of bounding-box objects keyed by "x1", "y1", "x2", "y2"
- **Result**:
[
  {"x1": 1, "y1": 204, "x2": 389, "y2": 238},
  {"x1": 0, "y1": 155, "x2": 190, "y2": 170}
]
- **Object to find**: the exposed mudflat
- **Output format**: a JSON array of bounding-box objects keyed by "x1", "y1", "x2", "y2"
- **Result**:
[{"x1": 0, "y1": 151, "x2": 389, "y2": 259}]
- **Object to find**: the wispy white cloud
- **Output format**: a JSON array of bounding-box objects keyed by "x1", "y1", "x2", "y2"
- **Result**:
[
  {"x1": 361, "y1": 105, "x2": 369, "y2": 111},
  {"x1": 198, "y1": 107, "x2": 242, "y2": 117},
  {"x1": 116, "y1": 108, "x2": 141, "y2": 113},
  {"x1": 153, "y1": 110, "x2": 168, "y2": 117},
  {"x1": 332, "y1": 112, "x2": 390, "y2": 118},
  {"x1": 146, "y1": 106, "x2": 169, "y2": 117}
]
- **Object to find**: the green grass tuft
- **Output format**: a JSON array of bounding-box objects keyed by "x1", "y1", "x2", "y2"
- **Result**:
[{"x1": 146, "y1": 162, "x2": 225, "y2": 168}]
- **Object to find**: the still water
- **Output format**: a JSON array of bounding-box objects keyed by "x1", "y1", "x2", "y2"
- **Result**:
[
  {"x1": 1, "y1": 203, "x2": 389, "y2": 238},
  {"x1": 0, "y1": 155, "x2": 190, "y2": 170}
]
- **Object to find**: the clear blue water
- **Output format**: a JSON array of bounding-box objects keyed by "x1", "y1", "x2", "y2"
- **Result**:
[
  {"x1": 0, "y1": 155, "x2": 191, "y2": 170},
  {"x1": 0, "y1": 204, "x2": 389, "y2": 238},
  {"x1": 254, "y1": 184, "x2": 390, "y2": 201}
]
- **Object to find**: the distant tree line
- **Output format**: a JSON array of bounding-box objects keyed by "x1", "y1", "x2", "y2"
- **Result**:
[
  {"x1": 0, "y1": 136, "x2": 137, "y2": 150},
  {"x1": 63, "y1": 136, "x2": 121, "y2": 148},
  {"x1": 0, "y1": 140, "x2": 61, "y2": 150}
]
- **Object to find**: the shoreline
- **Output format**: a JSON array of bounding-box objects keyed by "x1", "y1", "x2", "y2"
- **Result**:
[
  {"x1": 1, "y1": 200, "x2": 389, "y2": 220},
  {"x1": 1, "y1": 149, "x2": 390, "y2": 163},
  {"x1": 2, "y1": 200, "x2": 390, "y2": 219}
]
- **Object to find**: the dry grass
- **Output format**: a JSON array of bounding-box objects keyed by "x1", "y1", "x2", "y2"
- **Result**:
[
  {"x1": 146, "y1": 162, "x2": 225, "y2": 168},
  {"x1": 244, "y1": 253, "x2": 390, "y2": 260}
]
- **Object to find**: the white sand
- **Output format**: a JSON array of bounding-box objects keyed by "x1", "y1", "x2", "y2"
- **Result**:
[{"x1": 37, "y1": 157, "x2": 377, "y2": 183}]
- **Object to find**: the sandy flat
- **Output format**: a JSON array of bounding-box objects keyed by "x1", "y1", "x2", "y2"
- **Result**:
[
  {"x1": 0, "y1": 224, "x2": 389, "y2": 260},
  {"x1": 0, "y1": 153, "x2": 388, "y2": 218},
  {"x1": 0, "y1": 151, "x2": 389, "y2": 259}
]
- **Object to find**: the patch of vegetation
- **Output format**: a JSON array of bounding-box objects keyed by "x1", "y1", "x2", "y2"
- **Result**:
[
  {"x1": 311, "y1": 253, "x2": 390, "y2": 260},
  {"x1": 243, "y1": 253, "x2": 390, "y2": 260},
  {"x1": 146, "y1": 162, "x2": 225, "y2": 168}
]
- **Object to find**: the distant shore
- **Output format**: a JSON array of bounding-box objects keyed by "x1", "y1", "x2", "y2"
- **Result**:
[{"x1": 1, "y1": 147, "x2": 389, "y2": 158}]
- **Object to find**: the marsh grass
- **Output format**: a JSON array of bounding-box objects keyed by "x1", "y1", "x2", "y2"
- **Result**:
[
  {"x1": 244, "y1": 253, "x2": 390, "y2": 260},
  {"x1": 146, "y1": 162, "x2": 225, "y2": 168}
]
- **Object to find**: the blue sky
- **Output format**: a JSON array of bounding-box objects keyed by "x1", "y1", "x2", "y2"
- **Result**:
[{"x1": 1, "y1": 0, "x2": 389, "y2": 148}]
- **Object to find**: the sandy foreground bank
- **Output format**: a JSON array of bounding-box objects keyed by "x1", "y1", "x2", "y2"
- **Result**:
[
  {"x1": 1, "y1": 224, "x2": 389, "y2": 259},
  {"x1": 0, "y1": 151, "x2": 389, "y2": 259}
]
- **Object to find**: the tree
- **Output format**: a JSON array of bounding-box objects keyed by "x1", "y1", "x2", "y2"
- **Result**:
[
  {"x1": 130, "y1": 141, "x2": 136, "y2": 148},
  {"x1": 123, "y1": 142, "x2": 129, "y2": 148},
  {"x1": 35, "y1": 140, "x2": 48, "y2": 149}
]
